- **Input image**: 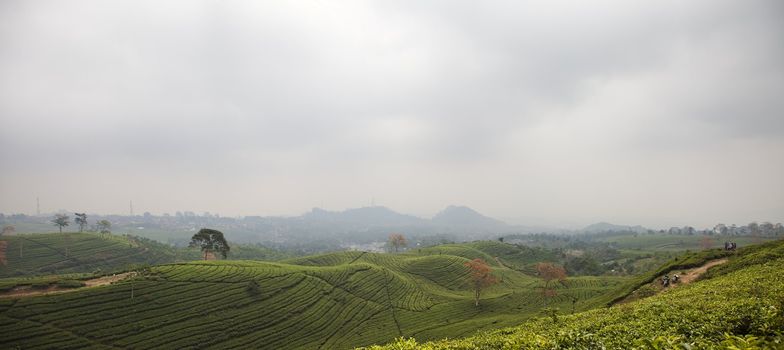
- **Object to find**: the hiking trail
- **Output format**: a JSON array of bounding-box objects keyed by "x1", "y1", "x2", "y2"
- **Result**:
[{"x1": 0, "y1": 272, "x2": 135, "y2": 298}]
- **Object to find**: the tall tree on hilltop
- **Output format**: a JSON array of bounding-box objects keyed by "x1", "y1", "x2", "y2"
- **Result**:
[
  {"x1": 189, "y1": 228, "x2": 230, "y2": 260},
  {"x1": 388, "y1": 233, "x2": 407, "y2": 253},
  {"x1": 74, "y1": 213, "x2": 87, "y2": 232},
  {"x1": 464, "y1": 258, "x2": 498, "y2": 307},
  {"x1": 52, "y1": 214, "x2": 69, "y2": 233},
  {"x1": 536, "y1": 262, "x2": 566, "y2": 306}
]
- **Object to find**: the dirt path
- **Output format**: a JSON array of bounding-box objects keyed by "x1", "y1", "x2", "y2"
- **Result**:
[
  {"x1": 673, "y1": 258, "x2": 728, "y2": 285},
  {"x1": 0, "y1": 272, "x2": 135, "y2": 299},
  {"x1": 84, "y1": 272, "x2": 135, "y2": 287},
  {"x1": 617, "y1": 258, "x2": 729, "y2": 305}
]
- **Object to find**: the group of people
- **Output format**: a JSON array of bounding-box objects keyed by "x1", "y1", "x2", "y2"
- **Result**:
[
  {"x1": 661, "y1": 274, "x2": 679, "y2": 287},
  {"x1": 724, "y1": 242, "x2": 738, "y2": 251}
]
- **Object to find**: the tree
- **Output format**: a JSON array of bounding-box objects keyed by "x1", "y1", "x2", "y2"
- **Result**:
[
  {"x1": 74, "y1": 213, "x2": 87, "y2": 232},
  {"x1": 246, "y1": 280, "x2": 261, "y2": 296},
  {"x1": 388, "y1": 233, "x2": 407, "y2": 253},
  {"x1": 748, "y1": 222, "x2": 760, "y2": 235},
  {"x1": 464, "y1": 258, "x2": 498, "y2": 307},
  {"x1": 189, "y1": 228, "x2": 230, "y2": 260},
  {"x1": 97, "y1": 220, "x2": 111, "y2": 236},
  {"x1": 52, "y1": 214, "x2": 70, "y2": 233},
  {"x1": 748, "y1": 222, "x2": 761, "y2": 244},
  {"x1": 536, "y1": 262, "x2": 566, "y2": 306},
  {"x1": 760, "y1": 222, "x2": 774, "y2": 236}
]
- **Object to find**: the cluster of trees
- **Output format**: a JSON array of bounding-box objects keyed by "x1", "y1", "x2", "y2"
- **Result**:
[
  {"x1": 463, "y1": 258, "x2": 569, "y2": 308},
  {"x1": 710, "y1": 222, "x2": 783, "y2": 236},
  {"x1": 50, "y1": 213, "x2": 112, "y2": 235},
  {"x1": 659, "y1": 222, "x2": 783, "y2": 236}
]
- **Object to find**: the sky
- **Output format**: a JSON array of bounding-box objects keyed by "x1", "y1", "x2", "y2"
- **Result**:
[{"x1": 1, "y1": 0, "x2": 783, "y2": 229}]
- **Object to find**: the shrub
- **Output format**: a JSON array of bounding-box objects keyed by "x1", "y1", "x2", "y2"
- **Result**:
[
  {"x1": 636, "y1": 285, "x2": 656, "y2": 298},
  {"x1": 246, "y1": 280, "x2": 261, "y2": 296}
]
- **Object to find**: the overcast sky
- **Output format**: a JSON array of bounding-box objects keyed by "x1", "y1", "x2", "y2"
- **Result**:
[{"x1": 1, "y1": 0, "x2": 782, "y2": 229}]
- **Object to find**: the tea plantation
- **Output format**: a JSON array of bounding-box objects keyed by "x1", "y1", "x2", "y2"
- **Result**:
[
  {"x1": 0, "y1": 245, "x2": 626, "y2": 349},
  {"x1": 0, "y1": 233, "x2": 173, "y2": 277},
  {"x1": 364, "y1": 239, "x2": 784, "y2": 349},
  {"x1": 0, "y1": 232, "x2": 288, "y2": 277}
]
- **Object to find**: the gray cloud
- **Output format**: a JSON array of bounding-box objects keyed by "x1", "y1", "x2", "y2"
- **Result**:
[{"x1": 1, "y1": 0, "x2": 783, "y2": 228}]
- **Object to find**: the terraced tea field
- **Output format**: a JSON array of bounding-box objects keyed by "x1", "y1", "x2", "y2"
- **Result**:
[
  {"x1": 366, "y1": 239, "x2": 784, "y2": 349},
  {"x1": 0, "y1": 232, "x2": 289, "y2": 278},
  {"x1": 0, "y1": 246, "x2": 628, "y2": 349},
  {"x1": 0, "y1": 233, "x2": 173, "y2": 277}
]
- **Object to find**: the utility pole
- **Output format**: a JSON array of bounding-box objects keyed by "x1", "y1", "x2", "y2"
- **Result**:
[
  {"x1": 36, "y1": 197, "x2": 40, "y2": 216},
  {"x1": 130, "y1": 200, "x2": 134, "y2": 216}
]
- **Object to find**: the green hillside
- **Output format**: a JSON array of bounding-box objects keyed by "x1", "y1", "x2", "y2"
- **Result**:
[
  {"x1": 416, "y1": 241, "x2": 558, "y2": 271},
  {"x1": 0, "y1": 232, "x2": 288, "y2": 278},
  {"x1": 364, "y1": 239, "x2": 784, "y2": 349},
  {"x1": 0, "y1": 244, "x2": 626, "y2": 349},
  {"x1": 0, "y1": 233, "x2": 173, "y2": 277}
]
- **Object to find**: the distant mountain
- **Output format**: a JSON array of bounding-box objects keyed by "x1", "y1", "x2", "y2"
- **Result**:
[
  {"x1": 301, "y1": 205, "x2": 506, "y2": 230},
  {"x1": 302, "y1": 206, "x2": 427, "y2": 226},
  {"x1": 582, "y1": 222, "x2": 648, "y2": 233},
  {"x1": 431, "y1": 205, "x2": 506, "y2": 227}
]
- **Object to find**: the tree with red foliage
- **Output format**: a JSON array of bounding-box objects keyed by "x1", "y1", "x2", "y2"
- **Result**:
[
  {"x1": 536, "y1": 262, "x2": 566, "y2": 306},
  {"x1": 464, "y1": 258, "x2": 498, "y2": 306},
  {"x1": 388, "y1": 233, "x2": 407, "y2": 253}
]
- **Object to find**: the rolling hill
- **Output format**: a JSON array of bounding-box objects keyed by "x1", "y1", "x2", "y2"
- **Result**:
[
  {"x1": 364, "y1": 239, "x2": 784, "y2": 349},
  {"x1": 0, "y1": 232, "x2": 288, "y2": 277},
  {"x1": 0, "y1": 233, "x2": 173, "y2": 277},
  {"x1": 0, "y1": 240, "x2": 626, "y2": 349}
]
